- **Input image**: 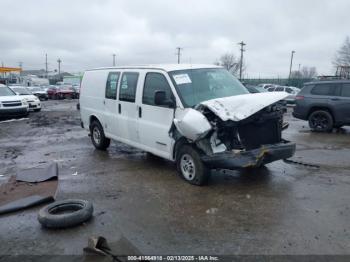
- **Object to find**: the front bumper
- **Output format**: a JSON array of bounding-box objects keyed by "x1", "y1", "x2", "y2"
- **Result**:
[
  {"x1": 0, "y1": 107, "x2": 29, "y2": 117},
  {"x1": 201, "y1": 141, "x2": 296, "y2": 169}
]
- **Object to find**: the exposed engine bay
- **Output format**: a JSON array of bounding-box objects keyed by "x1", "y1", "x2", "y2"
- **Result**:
[
  {"x1": 172, "y1": 92, "x2": 292, "y2": 159},
  {"x1": 195, "y1": 102, "x2": 284, "y2": 154}
]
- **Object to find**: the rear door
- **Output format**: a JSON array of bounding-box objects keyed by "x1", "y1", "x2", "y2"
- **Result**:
[
  {"x1": 138, "y1": 71, "x2": 176, "y2": 159},
  {"x1": 310, "y1": 83, "x2": 348, "y2": 122},
  {"x1": 337, "y1": 83, "x2": 350, "y2": 122},
  {"x1": 116, "y1": 72, "x2": 140, "y2": 143},
  {"x1": 104, "y1": 71, "x2": 120, "y2": 136}
]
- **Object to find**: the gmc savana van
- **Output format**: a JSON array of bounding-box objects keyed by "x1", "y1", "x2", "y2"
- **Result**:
[{"x1": 80, "y1": 64, "x2": 295, "y2": 185}]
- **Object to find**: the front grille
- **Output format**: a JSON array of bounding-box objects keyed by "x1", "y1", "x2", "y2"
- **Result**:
[
  {"x1": 238, "y1": 117, "x2": 282, "y2": 150},
  {"x1": 2, "y1": 101, "x2": 22, "y2": 107}
]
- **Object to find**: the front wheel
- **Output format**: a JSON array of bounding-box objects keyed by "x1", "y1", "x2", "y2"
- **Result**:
[
  {"x1": 90, "y1": 121, "x2": 110, "y2": 150},
  {"x1": 176, "y1": 145, "x2": 210, "y2": 186},
  {"x1": 308, "y1": 110, "x2": 333, "y2": 132}
]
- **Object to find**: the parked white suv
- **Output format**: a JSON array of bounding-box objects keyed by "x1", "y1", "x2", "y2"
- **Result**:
[
  {"x1": 80, "y1": 65, "x2": 295, "y2": 185},
  {"x1": 9, "y1": 86, "x2": 41, "y2": 111},
  {"x1": 0, "y1": 84, "x2": 29, "y2": 118}
]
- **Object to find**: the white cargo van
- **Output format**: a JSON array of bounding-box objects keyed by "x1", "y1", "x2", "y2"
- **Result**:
[{"x1": 80, "y1": 64, "x2": 295, "y2": 185}]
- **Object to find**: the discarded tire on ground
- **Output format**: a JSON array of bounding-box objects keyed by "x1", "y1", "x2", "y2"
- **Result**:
[{"x1": 38, "y1": 199, "x2": 93, "y2": 229}]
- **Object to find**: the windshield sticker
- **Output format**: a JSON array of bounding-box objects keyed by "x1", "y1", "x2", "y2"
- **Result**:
[{"x1": 173, "y1": 74, "x2": 192, "y2": 85}]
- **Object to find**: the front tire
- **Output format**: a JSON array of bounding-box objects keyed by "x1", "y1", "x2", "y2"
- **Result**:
[
  {"x1": 308, "y1": 110, "x2": 333, "y2": 132},
  {"x1": 176, "y1": 145, "x2": 210, "y2": 186},
  {"x1": 90, "y1": 120, "x2": 110, "y2": 150}
]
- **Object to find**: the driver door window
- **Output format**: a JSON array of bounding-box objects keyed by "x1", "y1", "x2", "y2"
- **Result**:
[{"x1": 143, "y1": 73, "x2": 173, "y2": 106}]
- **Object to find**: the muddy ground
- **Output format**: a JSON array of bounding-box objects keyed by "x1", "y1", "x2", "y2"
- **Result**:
[{"x1": 0, "y1": 100, "x2": 349, "y2": 256}]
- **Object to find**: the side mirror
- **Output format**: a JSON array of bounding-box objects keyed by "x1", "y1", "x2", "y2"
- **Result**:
[{"x1": 154, "y1": 90, "x2": 175, "y2": 108}]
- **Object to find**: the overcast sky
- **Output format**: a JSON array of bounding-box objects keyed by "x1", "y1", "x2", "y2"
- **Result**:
[{"x1": 1, "y1": 0, "x2": 349, "y2": 77}]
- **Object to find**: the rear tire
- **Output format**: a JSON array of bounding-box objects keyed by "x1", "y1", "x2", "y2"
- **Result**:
[
  {"x1": 176, "y1": 145, "x2": 210, "y2": 186},
  {"x1": 308, "y1": 110, "x2": 333, "y2": 132},
  {"x1": 90, "y1": 120, "x2": 110, "y2": 150}
]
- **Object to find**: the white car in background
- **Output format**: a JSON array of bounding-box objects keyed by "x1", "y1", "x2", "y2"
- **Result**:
[
  {"x1": 27, "y1": 86, "x2": 49, "y2": 101},
  {"x1": 9, "y1": 86, "x2": 42, "y2": 112},
  {"x1": 267, "y1": 86, "x2": 300, "y2": 104},
  {"x1": 0, "y1": 84, "x2": 29, "y2": 118}
]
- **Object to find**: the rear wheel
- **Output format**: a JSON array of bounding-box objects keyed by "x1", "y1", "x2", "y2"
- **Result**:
[
  {"x1": 90, "y1": 120, "x2": 110, "y2": 150},
  {"x1": 308, "y1": 110, "x2": 333, "y2": 132},
  {"x1": 176, "y1": 145, "x2": 210, "y2": 186}
]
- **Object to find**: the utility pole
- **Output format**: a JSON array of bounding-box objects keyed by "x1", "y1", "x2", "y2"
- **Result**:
[
  {"x1": 176, "y1": 47, "x2": 183, "y2": 64},
  {"x1": 57, "y1": 58, "x2": 62, "y2": 76},
  {"x1": 112, "y1": 54, "x2": 116, "y2": 66},
  {"x1": 288, "y1": 50, "x2": 295, "y2": 80},
  {"x1": 45, "y1": 53, "x2": 48, "y2": 78},
  {"x1": 238, "y1": 41, "x2": 246, "y2": 81}
]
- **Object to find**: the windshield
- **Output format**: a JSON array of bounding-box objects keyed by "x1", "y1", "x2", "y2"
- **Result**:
[
  {"x1": 0, "y1": 86, "x2": 16, "y2": 96},
  {"x1": 31, "y1": 87, "x2": 42, "y2": 91},
  {"x1": 11, "y1": 87, "x2": 31, "y2": 95},
  {"x1": 169, "y1": 68, "x2": 248, "y2": 107}
]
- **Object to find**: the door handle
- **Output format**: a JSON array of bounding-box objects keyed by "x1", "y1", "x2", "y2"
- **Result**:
[
  {"x1": 331, "y1": 98, "x2": 340, "y2": 101},
  {"x1": 138, "y1": 107, "x2": 142, "y2": 118},
  {"x1": 103, "y1": 100, "x2": 106, "y2": 105},
  {"x1": 118, "y1": 104, "x2": 121, "y2": 114}
]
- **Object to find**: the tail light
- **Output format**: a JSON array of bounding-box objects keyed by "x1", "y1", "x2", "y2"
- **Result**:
[{"x1": 295, "y1": 95, "x2": 304, "y2": 100}]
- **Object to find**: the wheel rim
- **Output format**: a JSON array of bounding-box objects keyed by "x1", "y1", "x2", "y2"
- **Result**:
[
  {"x1": 180, "y1": 154, "x2": 196, "y2": 181},
  {"x1": 310, "y1": 113, "x2": 329, "y2": 130},
  {"x1": 92, "y1": 127, "x2": 101, "y2": 145}
]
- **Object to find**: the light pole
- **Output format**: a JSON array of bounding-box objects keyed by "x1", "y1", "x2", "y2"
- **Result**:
[
  {"x1": 288, "y1": 50, "x2": 295, "y2": 80},
  {"x1": 57, "y1": 58, "x2": 62, "y2": 75},
  {"x1": 176, "y1": 47, "x2": 183, "y2": 64},
  {"x1": 113, "y1": 54, "x2": 116, "y2": 66}
]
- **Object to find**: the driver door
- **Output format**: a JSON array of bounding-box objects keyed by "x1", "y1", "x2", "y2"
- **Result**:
[{"x1": 138, "y1": 72, "x2": 176, "y2": 159}]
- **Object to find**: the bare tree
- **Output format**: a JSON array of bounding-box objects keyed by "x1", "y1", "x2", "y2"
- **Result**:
[
  {"x1": 215, "y1": 53, "x2": 242, "y2": 76},
  {"x1": 290, "y1": 66, "x2": 317, "y2": 79},
  {"x1": 333, "y1": 36, "x2": 350, "y2": 66}
]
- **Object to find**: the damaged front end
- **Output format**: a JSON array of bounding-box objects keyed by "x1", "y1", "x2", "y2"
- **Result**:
[{"x1": 173, "y1": 93, "x2": 296, "y2": 169}]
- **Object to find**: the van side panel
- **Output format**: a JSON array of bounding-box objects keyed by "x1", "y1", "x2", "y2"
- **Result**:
[{"x1": 80, "y1": 70, "x2": 109, "y2": 132}]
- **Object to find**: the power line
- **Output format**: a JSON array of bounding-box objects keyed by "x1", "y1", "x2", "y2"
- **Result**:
[
  {"x1": 238, "y1": 41, "x2": 246, "y2": 81},
  {"x1": 176, "y1": 47, "x2": 183, "y2": 64}
]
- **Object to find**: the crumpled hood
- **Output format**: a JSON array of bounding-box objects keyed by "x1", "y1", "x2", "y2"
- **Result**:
[{"x1": 199, "y1": 92, "x2": 289, "y2": 121}]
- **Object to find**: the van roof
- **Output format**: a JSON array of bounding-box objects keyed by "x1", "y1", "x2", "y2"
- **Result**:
[{"x1": 87, "y1": 64, "x2": 222, "y2": 72}]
